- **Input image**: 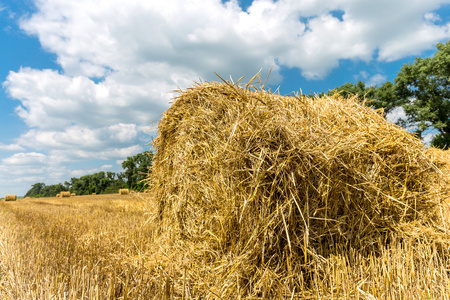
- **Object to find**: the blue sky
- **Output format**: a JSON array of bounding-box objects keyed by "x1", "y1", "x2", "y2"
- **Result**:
[{"x1": 1, "y1": 0, "x2": 449, "y2": 197}]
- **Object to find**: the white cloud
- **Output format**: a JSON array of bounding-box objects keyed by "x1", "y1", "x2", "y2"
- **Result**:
[
  {"x1": 2, "y1": 152, "x2": 48, "y2": 166},
  {"x1": 0, "y1": 143, "x2": 25, "y2": 151},
  {"x1": 424, "y1": 12, "x2": 442, "y2": 23},
  {"x1": 4, "y1": 68, "x2": 170, "y2": 130},
  {"x1": 70, "y1": 164, "x2": 113, "y2": 177},
  {"x1": 367, "y1": 74, "x2": 387, "y2": 87},
  {"x1": 0, "y1": 152, "x2": 52, "y2": 196},
  {"x1": 423, "y1": 131, "x2": 438, "y2": 145},
  {"x1": 378, "y1": 23, "x2": 450, "y2": 61},
  {"x1": 386, "y1": 106, "x2": 406, "y2": 124},
  {"x1": 15, "y1": 124, "x2": 140, "y2": 151},
  {"x1": 359, "y1": 71, "x2": 369, "y2": 80},
  {"x1": 16, "y1": 0, "x2": 450, "y2": 81}
]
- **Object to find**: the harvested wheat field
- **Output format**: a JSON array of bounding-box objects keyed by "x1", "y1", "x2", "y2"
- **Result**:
[
  {"x1": 0, "y1": 193, "x2": 157, "y2": 299},
  {"x1": 0, "y1": 79, "x2": 449, "y2": 299}
]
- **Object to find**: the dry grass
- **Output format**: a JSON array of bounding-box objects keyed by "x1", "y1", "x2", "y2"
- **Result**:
[
  {"x1": 0, "y1": 193, "x2": 159, "y2": 299},
  {"x1": 0, "y1": 193, "x2": 450, "y2": 299}
]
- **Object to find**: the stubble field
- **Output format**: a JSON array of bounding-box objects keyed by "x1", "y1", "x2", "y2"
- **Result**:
[{"x1": 0, "y1": 192, "x2": 450, "y2": 299}]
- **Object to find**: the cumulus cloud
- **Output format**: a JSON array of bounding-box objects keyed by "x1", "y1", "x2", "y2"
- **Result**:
[
  {"x1": 14, "y1": 124, "x2": 141, "y2": 151},
  {"x1": 2, "y1": 152, "x2": 48, "y2": 166},
  {"x1": 16, "y1": 0, "x2": 450, "y2": 82},
  {"x1": 425, "y1": 12, "x2": 442, "y2": 23},
  {"x1": 0, "y1": 143, "x2": 25, "y2": 151},
  {"x1": 71, "y1": 164, "x2": 113, "y2": 177},
  {"x1": 2, "y1": 0, "x2": 450, "y2": 195},
  {"x1": 0, "y1": 152, "x2": 51, "y2": 195},
  {"x1": 367, "y1": 74, "x2": 387, "y2": 87},
  {"x1": 423, "y1": 131, "x2": 439, "y2": 145},
  {"x1": 5, "y1": 68, "x2": 169, "y2": 130},
  {"x1": 386, "y1": 106, "x2": 406, "y2": 124}
]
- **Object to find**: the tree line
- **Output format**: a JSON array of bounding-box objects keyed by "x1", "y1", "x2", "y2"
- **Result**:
[
  {"x1": 314, "y1": 41, "x2": 449, "y2": 149},
  {"x1": 24, "y1": 151, "x2": 153, "y2": 198}
]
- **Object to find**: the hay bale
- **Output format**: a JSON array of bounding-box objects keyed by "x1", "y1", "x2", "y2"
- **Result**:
[
  {"x1": 56, "y1": 194, "x2": 60, "y2": 197},
  {"x1": 149, "y1": 80, "x2": 444, "y2": 296},
  {"x1": 60, "y1": 191, "x2": 71, "y2": 197},
  {"x1": 92, "y1": 193, "x2": 96, "y2": 195},
  {"x1": 119, "y1": 189, "x2": 129, "y2": 195},
  {"x1": 71, "y1": 193, "x2": 76, "y2": 196},
  {"x1": 5, "y1": 195, "x2": 16, "y2": 201},
  {"x1": 427, "y1": 147, "x2": 450, "y2": 180}
]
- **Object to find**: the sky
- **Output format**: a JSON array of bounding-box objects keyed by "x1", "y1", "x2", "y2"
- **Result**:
[{"x1": 0, "y1": 0, "x2": 449, "y2": 197}]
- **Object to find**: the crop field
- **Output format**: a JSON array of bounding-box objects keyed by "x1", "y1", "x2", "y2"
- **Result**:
[
  {"x1": 0, "y1": 194, "x2": 162, "y2": 299},
  {"x1": 0, "y1": 193, "x2": 450, "y2": 299}
]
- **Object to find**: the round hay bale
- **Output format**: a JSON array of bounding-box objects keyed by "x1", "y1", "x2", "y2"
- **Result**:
[
  {"x1": 149, "y1": 81, "x2": 444, "y2": 296},
  {"x1": 92, "y1": 193, "x2": 96, "y2": 195},
  {"x1": 427, "y1": 147, "x2": 450, "y2": 181},
  {"x1": 71, "y1": 193, "x2": 76, "y2": 196},
  {"x1": 5, "y1": 195, "x2": 17, "y2": 201},
  {"x1": 60, "y1": 191, "x2": 71, "y2": 197},
  {"x1": 56, "y1": 194, "x2": 60, "y2": 198},
  {"x1": 119, "y1": 189, "x2": 129, "y2": 195}
]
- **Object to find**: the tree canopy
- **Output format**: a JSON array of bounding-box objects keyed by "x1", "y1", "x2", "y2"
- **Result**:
[
  {"x1": 395, "y1": 41, "x2": 450, "y2": 148},
  {"x1": 122, "y1": 151, "x2": 153, "y2": 190},
  {"x1": 24, "y1": 151, "x2": 153, "y2": 197},
  {"x1": 329, "y1": 80, "x2": 398, "y2": 116}
]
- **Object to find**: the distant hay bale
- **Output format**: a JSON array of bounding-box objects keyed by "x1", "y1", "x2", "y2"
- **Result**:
[
  {"x1": 119, "y1": 189, "x2": 129, "y2": 195},
  {"x1": 92, "y1": 193, "x2": 96, "y2": 195},
  {"x1": 148, "y1": 80, "x2": 445, "y2": 296},
  {"x1": 60, "y1": 191, "x2": 71, "y2": 198},
  {"x1": 5, "y1": 195, "x2": 16, "y2": 201},
  {"x1": 56, "y1": 194, "x2": 60, "y2": 198},
  {"x1": 71, "y1": 193, "x2": 76, "y2": 196}
]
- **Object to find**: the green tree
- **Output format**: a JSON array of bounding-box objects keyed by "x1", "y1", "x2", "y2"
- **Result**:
[
  {"x1": 395, "y1": 41, "x2": 450, "y2": 148},
  {"x1": 24, "y1": 151, "x2": 153, "y2": 197},
  {"x1": 122, "y1": 151, "x2": 153, "y2": 190},
  {"x1": 330, "y1": 80, "x2": 398, "y2": 116},
  {"x1": 24, "y1": 182, "x2": 46, "y2": 197}
]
